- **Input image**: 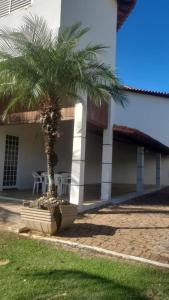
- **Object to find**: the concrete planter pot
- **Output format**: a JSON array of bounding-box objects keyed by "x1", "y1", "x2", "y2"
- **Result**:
[
  {"x1": 59, "y1": 204, "x2": 78, "y2": 231},
  {"x1": 21, "y1": 204, "x2": 77, "y2": 235}
]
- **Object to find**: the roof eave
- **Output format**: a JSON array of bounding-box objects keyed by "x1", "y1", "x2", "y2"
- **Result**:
[
  {"x1": 124, "y1": 86, "x2": 169, "y2": 99},
  {"x1": 117, "y1": 0, "x2": 137, "y2": 30},
  {"x1": 114, "y1": 125, "x2": 169, "y2": 155}
]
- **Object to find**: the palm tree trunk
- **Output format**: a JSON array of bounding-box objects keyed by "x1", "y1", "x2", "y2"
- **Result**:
[
  {"x1": 40, "y1": 102, "x2": 61, "y2": 198},
  {"x1": 45, "y1": 132, "x2": 56, "y2": 197}
]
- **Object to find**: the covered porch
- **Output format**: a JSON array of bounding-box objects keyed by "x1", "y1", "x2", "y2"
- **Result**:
[
  {"x1": 0, "y1": 102, "x2": 110, "y2": 209},
  {"x1": 0, "y1": 121, "x2": 139, "y2": 207},
  {"x1": 0, "y1": 103, "x2": 169, "y2": 210},
  {"x1": 113, "y1": 124, "x2": 169, "y2": 194}
]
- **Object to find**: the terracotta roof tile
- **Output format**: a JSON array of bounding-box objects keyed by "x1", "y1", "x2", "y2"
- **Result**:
[
  {"x1": 114, "y1": 124, "x2": 169, "y2": 154},
  {"x1": 117, "y1": 0, "x2": 137, "y2": 29},
  {"x1": 124, "y1": 86, "x2": 169, "y2": 99}
]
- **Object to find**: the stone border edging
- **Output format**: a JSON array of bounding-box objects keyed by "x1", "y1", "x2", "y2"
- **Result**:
[{"x1": 20, "y1": 233, "x2": 169, "y2": 269}]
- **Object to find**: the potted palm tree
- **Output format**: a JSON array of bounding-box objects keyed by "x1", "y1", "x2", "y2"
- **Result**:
[{"x1": 0, "y1": 16, "x2": 126, "y2": 235}]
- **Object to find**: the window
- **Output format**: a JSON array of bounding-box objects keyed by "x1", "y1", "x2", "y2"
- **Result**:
[
  {"x1": 0, "y1": 0, "x2": 10, "y2": 18},
  {"x1": 0, "y1": 0, "x2": 31, "y2": 18},
  {"x1": 3, "y1": 135, "x2": 19, "y2": 188},
  {"x1": 11, "y1": 0, "x2": 32, "y2": 12}
]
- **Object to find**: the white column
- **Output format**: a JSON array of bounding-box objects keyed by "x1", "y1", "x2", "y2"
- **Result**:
[
  {"x1": 101, "y1": 131, "x2": 113, "y2": 201},
  {"x1": 156, "y1": 153, "x2": 161, "y2": 189},
  {"x1": 101, "y1": 100, "x2": 115, "y2": 201},
  {"x1": 136, "y1": 147, "x2": 144, "y2": 194},
  {"x1": 70, "y1": 100, "x2": 87, "y2": 207}
]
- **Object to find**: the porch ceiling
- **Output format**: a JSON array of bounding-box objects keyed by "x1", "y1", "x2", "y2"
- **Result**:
[
  {"x1": 113, "y1": 125, "x2": 169, "y2": 155},
  {"x1": 1, "y1": 102, "x2": 108, "y2": 129},
  {"x1": 0, "y1": 108, "x2": 75, "y2": 125}
]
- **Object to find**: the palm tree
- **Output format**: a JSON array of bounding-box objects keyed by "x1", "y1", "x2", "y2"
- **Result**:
[{"x1": 0, "y1": 15, "x2": 126, "y2": 199}]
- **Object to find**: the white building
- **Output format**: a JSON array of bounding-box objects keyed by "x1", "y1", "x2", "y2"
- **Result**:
[{"x1": 0, "y1": 0, "x2": 169, "y2": 211}]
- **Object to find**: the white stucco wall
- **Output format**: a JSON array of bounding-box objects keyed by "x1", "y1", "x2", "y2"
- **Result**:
[
  {"x1": 0, "y1": 0, "x2": 61, "y2": 31},
  {"x1": 57, "y1": 128, "x2": 103, "y2": 186},
  {"x1": 112, "y1": 141, "x2": 169, "y2": 186},
  {"x1": 112, "y1": 141, "x2": 137, "y2": 184},
  {"x1": 60, "y1": 0, "x2": 118, "y2": 126},
  {"x1": 0, "y1": 121, "x2": 105, "y2": 189},
  {"x1": 54, "y1": 121, "x2": 73, "y2": 173},
  {"x1": 85, "y1": 132, "x2": 102, "y2": 184},
  {"x1": 115, "y1": 91, "x2": 169, "y2": 147},
  {"x1": 61, "y1": 0, "x2": 117, "y2": 66},
  {"x1": 114, "y1": 91, "x2": 169, "y2": 187},
  {"x1": 161, "y1": 157, "x2": 169, "y2": 186},
  {"x1": 0, "y1": 124, "x2": 46, "y2": 190},
  {"x1": 84, "y1": 135, "x2": 169, "y2": 187},
  {"x1": 0, "y1": 121, "x2": 74, "y2": 190}
]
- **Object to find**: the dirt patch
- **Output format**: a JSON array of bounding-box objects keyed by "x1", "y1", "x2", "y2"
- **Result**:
[{"x1": 0, "y1": 259, "x2": 10, "y2": 266}]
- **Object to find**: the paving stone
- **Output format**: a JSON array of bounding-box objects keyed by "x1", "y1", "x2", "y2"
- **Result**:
[{"x1": 1, "y1": 188, "x2": 169, "y2": 264}]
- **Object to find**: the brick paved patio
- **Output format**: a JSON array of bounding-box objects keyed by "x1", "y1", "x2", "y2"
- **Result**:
[
  {"x1": 58, "y1": 188, "x2": 169, "y2": 264},
  {"x1": 0, "y1": 188, "x2": 169, "y2": 264}
]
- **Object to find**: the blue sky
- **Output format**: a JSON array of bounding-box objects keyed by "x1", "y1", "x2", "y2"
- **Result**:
[{"x1": 117, "y1": 0, "x2": 169, "y2": 92}]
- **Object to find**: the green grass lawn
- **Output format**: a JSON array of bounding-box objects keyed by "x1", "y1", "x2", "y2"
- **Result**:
[{"x1": 0, "y1": 232, "x2": 169, "y2": 300}]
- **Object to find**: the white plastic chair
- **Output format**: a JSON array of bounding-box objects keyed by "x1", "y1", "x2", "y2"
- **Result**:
[
  {"x1": 41, "y1": 172, "x2": 48, "y2": 194},
  {"x1": 32, "y1": 172, "x2": 43, "y2": 195},
  {"x1": 40, "y1": 173, "x2": 70, "y2": 196},
  {"x1": 60, "y1": 174, "x2": 71, "y2": 196},
  {"x1": 54, "y1": 174, "x2": 62, "y2": 196},
  {"x1": 41, "y1": 173, "x2": 62, "y2": 195}
]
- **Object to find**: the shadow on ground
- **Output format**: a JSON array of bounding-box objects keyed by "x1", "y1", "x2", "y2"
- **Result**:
[
  {"x1": 90, "y1": 206, "x2": 169, "y2": 215},
  {"x1": 59, "y1": 223, "x2": 116, "y2": 237},
  {"x1": 125, "y1": 187, "x2": 169, "y2": 206},
  {"x1": 0, "y1": 207, "x2": 20, "y2": 223},
  {"x1": 59, "y1": 222, "x2": 169, "y2": 238},
  {"x1": 23, "y1": 269, "x2": 148, "y2": 300}
]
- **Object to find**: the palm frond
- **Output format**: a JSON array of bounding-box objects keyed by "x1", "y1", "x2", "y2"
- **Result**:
[
  {"x1": 2, "y1": 96, "x2": 21, "y2": 120},
  {"x1": 22, "y1": 14, "x2": 52, "y2": 45},
  {"x1": 58, "y1": 22, "x2": 90, "y2": 43},
  {"x1": 0, "y1": 15, "x2": 127, "y2": 119}
]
